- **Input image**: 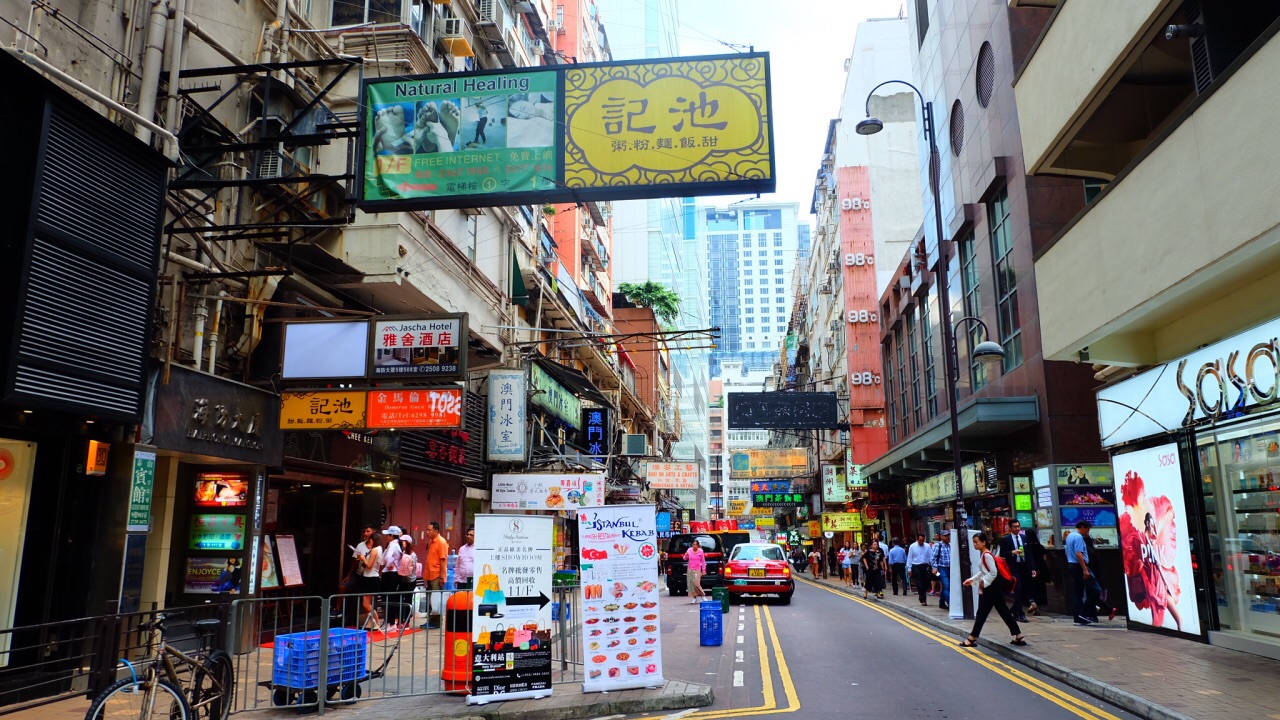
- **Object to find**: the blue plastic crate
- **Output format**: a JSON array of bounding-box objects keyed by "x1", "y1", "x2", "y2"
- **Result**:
[
  {"x1": 699, "y1": 601, "x2": 722, "y2": 646},
  {"x1": 272, "y1": 629, "x2": 368, "y2": 689}
]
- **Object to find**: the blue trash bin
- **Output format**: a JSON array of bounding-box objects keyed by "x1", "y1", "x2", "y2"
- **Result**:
[{"x1": 699, "y1": 600, "x2": 722, "y2": 646}]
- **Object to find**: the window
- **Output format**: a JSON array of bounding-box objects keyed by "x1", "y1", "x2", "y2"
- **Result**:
[
  {"x1": 744, "y1": 260, "x2": 752, "y2": 267},
  {"x1": 884, "y1": 342, "x2": 897, "y2": 445},
  {"x1": 745, "y1": 289, "x2": 753, "y2": 295},
  {"x1": 743, "y1": 239, "x2": 752, "y2": 248},
  {"x1": 774, "y1": 233, "x2": 782, "y2": 245},
  {"x1": 959, "y1": 232, "x2": 987, "y2": 390},
  {"x1": 775, "y1": 268, "x2": 784, "y2": 274},
  {"x1": 774, "y1": 250, "x2": 783, "y2": 257},
  {"x1": 921, "y1": 293, "x2": 937, "y2": 417},
  {"x1": 759, "y1": 287, "x2": 769, "y2": 295},
  {"x1": 748, "y1": 342, "x2": 756, "y2": 348},
  {"x1": 336, "y1": 0, "x2": 402, "y2": 25},
  {"x1": 774, "y1": 259, "x2": 783, "y2": 266},
  {"x1": 745, "y1": 299, "x2": 754, "y2": 306},
  {"x1": 896, "y1": 325, "x2": 909, "y2": 437},
  {"x1": 777, "y1": 325, "x2": 786, "y2": 332},
  {"x1": 744, "y1": 279, "x2": 753, "y2": 285},
  {"x1": 760, "y1": 316, "x2": 769, "y2": 322},
  {"x1": 907, "y1": 312, "x2": 922, "y2": 427},
  {"x1": 914, "y1": 0, "x2": 929, "y2": 47},
  {"x1": 776, "y1": 279, "x2": 784, "y2": 285},
  {"x1": 988, "y1": 188, "x2": 1022, "y2": 371}
]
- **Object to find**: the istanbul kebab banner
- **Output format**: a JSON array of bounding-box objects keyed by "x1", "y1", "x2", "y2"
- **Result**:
[
  {"x1": 577, "y1": 505, "x2": 664, "y2": 693},
  {"x1": 1112, "y1": 443, "x2": 1202, "y2": 635},
  {"x1": 469, "y1": 515, "x2": 554, "y2": 705}
]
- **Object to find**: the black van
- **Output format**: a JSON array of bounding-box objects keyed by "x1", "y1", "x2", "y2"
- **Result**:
[{"x1": 664, "y1": 533, "x2": 725, "y2": 595}]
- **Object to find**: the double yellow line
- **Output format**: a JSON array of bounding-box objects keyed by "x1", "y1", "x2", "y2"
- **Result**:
[
  {"x1": 635, "y1": 602, "x2": 801, "y2": 720},
  {"x1": 800, "y1": 577, "x2": 1122, "y2": 720}
]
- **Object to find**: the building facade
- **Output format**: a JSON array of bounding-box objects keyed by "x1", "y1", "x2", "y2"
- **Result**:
[{"x1": 1017, "y1": 0, "x2": 1280, "y2": 659}]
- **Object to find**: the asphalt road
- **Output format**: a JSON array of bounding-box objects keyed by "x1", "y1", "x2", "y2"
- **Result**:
[{"x1": 621, "y1": 577, "x2": 1138, "y2": 720}]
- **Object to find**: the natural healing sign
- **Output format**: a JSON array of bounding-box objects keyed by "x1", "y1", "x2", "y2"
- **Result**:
[{"x1": 358, "y1": 53, "x2": 774, "y2": 212}]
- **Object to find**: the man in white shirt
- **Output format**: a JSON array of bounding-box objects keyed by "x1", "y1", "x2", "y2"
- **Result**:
[
  {"x1": 456, "y1": 526, "x2": 476, "y2": 589},
  {"x1": 381, "y1": 525, "x2": 404, "y2": 592},
  {"x1": 906, "y1": 534, "x2": 935, "y2": 606}
]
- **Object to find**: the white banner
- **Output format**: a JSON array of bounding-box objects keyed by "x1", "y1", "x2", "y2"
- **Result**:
[
  {"x1": 645, "y1": 461, "x2": 699, "y2": 490},
  {"x1": 486, "y1": 369, "x2": 528, "y2": 461},
  {"x1": 469, "y1": 515, "x2": 554, "y2": 704},
  {"x1": 491, "y1": 473, "x2": 604, "y2": 510},
  {"x1": 1112, "y1": 444, "x2": 1201, "y2": 635},
  {"x1": 577, "y1": 505, "x2": 664, "y2": 693}
]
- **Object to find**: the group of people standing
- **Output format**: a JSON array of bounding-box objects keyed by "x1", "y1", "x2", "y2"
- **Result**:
[
  {"x1": 822, "y1": 534, "x2": 952, "y2": 607},
  {"x1": 344, "y1": 521, "x2": 474, "y2": 630}
]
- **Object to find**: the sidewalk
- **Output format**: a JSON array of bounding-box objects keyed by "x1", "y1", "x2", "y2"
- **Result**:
[{"x1": 802, "y1": 572, "x2": 1280, "y2": 720}]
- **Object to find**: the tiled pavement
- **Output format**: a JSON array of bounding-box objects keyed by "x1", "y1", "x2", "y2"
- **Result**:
[{"x1": 801, "y1": 571, "x2": 1280, "y2": 720}]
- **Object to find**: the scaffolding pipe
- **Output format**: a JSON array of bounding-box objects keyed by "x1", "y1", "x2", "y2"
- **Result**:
[
  {"x1": 163, "y1": 0, "x2": 186, "y2": 134},
  {"x1": 192, "y1": 296, "x2": 209, "y2": 372},
  {"x1": 207, "y1": 290, "x2": 226, "y2": 373},
  {"x1": 183, "y1": 16, "x2": 247, "y2": 66}
]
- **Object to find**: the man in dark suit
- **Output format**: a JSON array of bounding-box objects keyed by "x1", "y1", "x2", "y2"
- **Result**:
[{"x1": 999, "y1": 520, "x2": 1038, "y2": 623}]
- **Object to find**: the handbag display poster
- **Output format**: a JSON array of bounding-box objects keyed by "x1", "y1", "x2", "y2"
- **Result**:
[
  {"x1": 577, "y1": 504, "x2": 664, "y2": 693},
  {"x1": 469, "y1": 514, "x2": 554, "y2": 705}
]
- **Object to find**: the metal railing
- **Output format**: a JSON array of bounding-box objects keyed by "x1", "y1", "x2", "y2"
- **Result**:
[
  {"x1": 0, "y1": 603, "x2": 226, "y2": 716},
  {"x1": 224, "y1": 584, "x2": 582, "y2": 715}
]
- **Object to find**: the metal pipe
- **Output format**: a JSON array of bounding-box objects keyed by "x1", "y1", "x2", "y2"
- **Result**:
[
  {"x1": 207, "y1": 290, "x2": 226, "y2": 373},
  {"x1": 192, "y1": 295, "x2": 209, "y2": 372},
  {"x1": 163, "y1": 0, "x2": 186, "y2": 134},
  {"x1": 276, "y1": 0, "x2": 291, "y2": 67},
  {"x1": 135, "y1": 0, "x2": 169, "y2": 143},
  {"x1": 183, "y1": 15, "x2": 247, "y2": 66},
  {"x1": 3, "y1": 47, "x2": 178, "y2": 161}
]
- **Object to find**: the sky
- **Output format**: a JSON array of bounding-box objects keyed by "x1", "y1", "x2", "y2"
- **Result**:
[{"x1": 658, "y1": 0, "x2": 908, "y2": 219}]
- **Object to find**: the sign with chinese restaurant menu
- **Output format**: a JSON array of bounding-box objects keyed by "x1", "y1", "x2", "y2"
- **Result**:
[
  {"x1": 577, "y1": 505, "x2": 664, "y2": 693},
  {"x1": 359, "y1": 54, "x2": 774, "y2": 212},
  {"x1": 469, "y1": 515, "x2": 554, "y2": 705},
  {"x1": 491, "y1": 473, "x2": 605, "y2": 510}
]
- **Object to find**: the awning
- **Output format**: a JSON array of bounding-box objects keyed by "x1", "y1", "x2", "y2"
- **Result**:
[
  {"x1": 533, "y1": 358, "x2": 614, "y2": 409},
  {"x1": 861, "y1": 397, "x2": 1041, "y2": 484},
  {"x1": 511, "y1": 247, "x2": 529, "y2": 306}
]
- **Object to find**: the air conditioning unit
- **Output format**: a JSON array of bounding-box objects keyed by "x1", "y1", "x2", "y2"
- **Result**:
[
  {"x1": 257, "y1": 151, "x2": 283, "y2": 179},
  {"x1": 829, "y1": 319, "x2": 841, "y2": 334},
  {"x1": 531, "y1": 39, "x2": 545, "y2": 56},
  {"x1": 818, "y1": 281, "x2": 832, "y2": 295},
  {"x1": 477, "y1": 0, "x2": 503, "y2": 26},
  {"x1": 623, "y1": 434, "x2": 649, "y2": 456},
  {"x1": 537, "y1": 251, "x2": 556, "y2": 265}
]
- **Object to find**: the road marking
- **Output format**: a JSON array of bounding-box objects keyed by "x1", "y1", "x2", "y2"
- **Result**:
[
  {"x1": 737, "y1": 623, "x2": 744, "y2": 631},
  {"x1": 736, "y1": 635, "x2": 744, "y2": 644},
  {"x1": 735, "y1": 650, "x2": 744, "y2": 663},
  {"x1": 798, "y1": 578, "x2": 1119, "y2": 720},
  {"x1": 588, "y1": 716, "x2": 626, "y2": 720},
  {"x1": 733, "y1": 671, "x2": 744, "y2": 686},
  {"x1": 661, "y1": 711, "x2": 696, "y2": 720}
]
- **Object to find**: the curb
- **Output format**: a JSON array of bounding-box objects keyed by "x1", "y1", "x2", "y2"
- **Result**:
[
  {"x1": 801, "y1": 578, "x2": 1193, "y2": 720},
  {"x1": 421, "y1": 683, "x2": 715, "y2": 720}
]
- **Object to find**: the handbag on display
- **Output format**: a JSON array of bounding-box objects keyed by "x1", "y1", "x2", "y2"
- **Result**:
[
  {"x1": 490, "y1": 624, "x2": 507, "y2": 650},
  {"x1": 475, "y1": 625, "x2": 489, "y2": 652},
  {"x1": 476, "y1": 564, "x2": 500, "y2": 595},
  {"x1": 504, "y1": 625, "x2": 517, "y2": 645},
  {"x1": 514, "y1": 629, "x2": 532, "y2": 648}
]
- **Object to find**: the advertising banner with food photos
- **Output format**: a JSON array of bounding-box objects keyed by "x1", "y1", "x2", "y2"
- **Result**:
[
  {"x1": 491, "y1": 473, "x2": 605, "y2": 510},
  {"x1": 577, "y1": 505, "x2": 664, "y2": 693},
  {"x1": 469, "y1": 515, "x2": 554, "y2": 705}
]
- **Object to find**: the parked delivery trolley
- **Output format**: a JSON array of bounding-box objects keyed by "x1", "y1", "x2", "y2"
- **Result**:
[{"x1": 267, "y1": 627, "x2": 406, "y2": 708}]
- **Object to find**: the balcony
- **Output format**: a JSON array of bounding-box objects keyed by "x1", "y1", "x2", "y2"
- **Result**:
[
  {"x1": 1034, "y1": 28, "x2": 1280, "y2": 365},
  {"x1": 327, "y1": 23, "x2": 441, "y2": 75}
]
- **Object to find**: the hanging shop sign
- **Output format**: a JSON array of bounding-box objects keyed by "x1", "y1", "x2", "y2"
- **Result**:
[
  {"x1": 729, "y1": 449, "x2": 810, "y2": 479},
  {"x1": 656, "y1": 511, "x2": 672, "y2": 540},
  {"x1": 86, "y1": 440, "x2": 110, "y2": 476},
  {"x1": 822, "y1": 465, "x2": 851, "y2": 503},
  {"x1": 1112, "y1": 443, "x2": 1202, "y2": 635},
  {"x1": 151, "y1": 365, "x2": 281, "y2": 465},
  {"x1": 580, "y1": 407, "x2": 610, "y2": 459},
  {"x1": 755, "y1": 517, "x2": 775, "y2": 529},
  {"x1": 366, "y1": 388, "x2": 464, "y2": 429},
  {"x1": 531, "y1": 363, "x2": 581, "y2": 427},
  {"x1": 749, "y1": 480, "x2": 791, "y2": 494},
  {"x1": 752, "y1": 492, "x2": 804, "y2": 508},
  {"x1": 402, "y1": 392, "x2": 486, "y2": 483},
  {"x1": 727, "y1": 499, "x2": 747, "y2": 516},
  {"x1": 487, "y1": 368, "x2": 529, "y2": 462},
  {"x1": 577, "y1": 505, "x2": 664, "y2": 692},
  {"x1": 469, "y1": 514, "x2": 554, "y2": 705},
  {"x1": 821, "y1": 512, "x2": 862, "y2": 532},
  {"x1": 126, "y1": 446, "x2": 157, "y2": 531},
  {"x1": 750, "y1": 506, "x2": 773, "y2": 516},
  {"x1": 280, "y1": 391, "x2": 367, "y2": 430},
  {"x1": 491, "y1": 473, "x2": 605, "y2": 510},
  {"x1": 846, "y1": 458, "x2": 866, "y2": 490},
  {"x1": 370, "y1": 316, "x2": 466, "y2": 379},
  {"x1": 727, "y1": 392, "x2": 838, "y2": 429},
  {"x1": 645, "y1": 461, "x2": 699, "y2": 490},
  {"x1": 360, "y1": 54, "x2": 774, "y2": 212},
  {"x1": 1097, "y1": 317, "x2": 1280, "y2": 448}
]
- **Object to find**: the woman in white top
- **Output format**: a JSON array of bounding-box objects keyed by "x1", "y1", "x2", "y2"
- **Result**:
[
  {"x1": 959, "y1": 532, "x2": 1027, "y2": 647},
  {"x1": 359, "y1": 533, "x2": 384, "y2": 626}
]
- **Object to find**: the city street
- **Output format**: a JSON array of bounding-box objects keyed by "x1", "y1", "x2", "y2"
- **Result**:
[{"x1": 623, "y1": 578, "x2": 1136, "y2": 720}]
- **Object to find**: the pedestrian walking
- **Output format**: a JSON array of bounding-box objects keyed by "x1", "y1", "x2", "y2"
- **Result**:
[
  {"x1": 862, "y1": 539, "x2": 886, "y2": 599},
  {"x1": 455, "y1": 525, "x2": 476, "y2": 589},
  {"x1": 1066, "y1": 521, "x2": 1115, "y2": 626},
  {"x1": 888, "y1": 538, "x2": 908, "y2": 595},
  {"x1": 958, "y1": 532, "x2": 1027, "y2": 648},
  {"x1": 849, "y1": 543, "x2": 863, "y2": 587},
  {"x1": 686, "y1": 541, "x2": 708, "y2": 603},
  {"x1": 790, "y1": 546, "x2": 807, "y2": 574},
  {"x1": 827, "y1": 545, "x2": 839, "y2": 577},
  {"x1": 422, "y1": 521, "x2": 450, "y2": 629},
  {"x1": 998, "y1": 520, "x2": 1037, "y2": 622},
  {"x1": 808, "y1": 546, "x2": 824, "y2": 578},
  {"x1": 1026, "y1": 532, "x2": 1048, "y2": 612},
  {"x1": 931, "y1": 533, "x2": 951, "y2": 611},
  {"x1": 839, "y1": 544, "x2": 854, "y2": 586},
  {"x1": 906, "y1": 533, "x2": 934, "y2": 606}
]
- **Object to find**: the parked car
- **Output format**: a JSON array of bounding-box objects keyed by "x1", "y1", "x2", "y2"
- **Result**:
[
  {"x1": 722, "y1": 542, "x2": 794, "y2": 604},
  {"x1": 664, "y1": 534, "x2": 725, "y2": 595}
]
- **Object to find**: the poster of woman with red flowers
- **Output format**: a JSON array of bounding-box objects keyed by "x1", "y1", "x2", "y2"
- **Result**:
[{"x1": 1113, "y1": 443, "x2": 1202, "y2": 635}]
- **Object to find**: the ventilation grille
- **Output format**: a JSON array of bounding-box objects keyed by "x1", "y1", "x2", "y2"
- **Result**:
[
  {"x1": 37, "y1": 110, "x2": 163, "y2": 273},
  {"x1": 976, "y1": 42, "x2": 995, "y2": 107},
  {"x1": 949, "y1": 100, "x2": 965, "y2": 157},
  {"x1": 13, "y1": 364, "x2": 142, "y2": 417}
]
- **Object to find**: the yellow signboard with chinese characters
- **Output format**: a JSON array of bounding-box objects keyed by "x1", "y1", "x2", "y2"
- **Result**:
[
  {"x1": 563, "y1": 54, "x2": 773, "y2": 191},
  {"x1": 821, "y1": 512, "x2": 863, "y2": 533},
  {"x1": 280, "y1": 391, "x2": 367, "y2": 430},
  {"x1": 750, "y1": 506, "x2": 773, "y2": 516},
  {"x1": 727, "y1": 499, "x2": 747, "y2": 516}
]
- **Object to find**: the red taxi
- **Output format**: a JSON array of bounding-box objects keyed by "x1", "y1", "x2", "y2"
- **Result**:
[{"x1": 721, "y1": 542, "x2": 794, "y2": 604}]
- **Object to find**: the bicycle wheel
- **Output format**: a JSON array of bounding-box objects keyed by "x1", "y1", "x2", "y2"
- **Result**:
[
  {"x1": 191, "y1": 651, "x2": 235, "y2": 720},
  {"x1": 86, "y1": 677, "x2": 192, "y2": 720}
]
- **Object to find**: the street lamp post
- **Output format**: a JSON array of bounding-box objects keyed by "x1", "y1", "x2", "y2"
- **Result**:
[{"x1": 857, "y1": 81, "x2": 1005, "y2": 619}]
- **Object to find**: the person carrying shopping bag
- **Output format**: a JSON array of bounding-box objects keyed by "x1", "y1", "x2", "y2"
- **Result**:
[{"x1": 959, "y1": 532, "x2": 1027, "y2": 648}]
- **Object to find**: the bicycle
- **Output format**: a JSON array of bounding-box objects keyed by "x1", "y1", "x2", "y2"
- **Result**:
[{"x1": 85, "y1": 612, "x2": 235, "y2": 720}]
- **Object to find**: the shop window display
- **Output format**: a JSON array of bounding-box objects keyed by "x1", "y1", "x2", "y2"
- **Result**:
[{"x1": 1199, "y1": 418, "x2": 1280, "y2": 641}]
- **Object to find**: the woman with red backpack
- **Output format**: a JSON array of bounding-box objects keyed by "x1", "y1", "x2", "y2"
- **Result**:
[{"x1": 958, "y1": 532, "x2": 1028, "y2": 648}]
